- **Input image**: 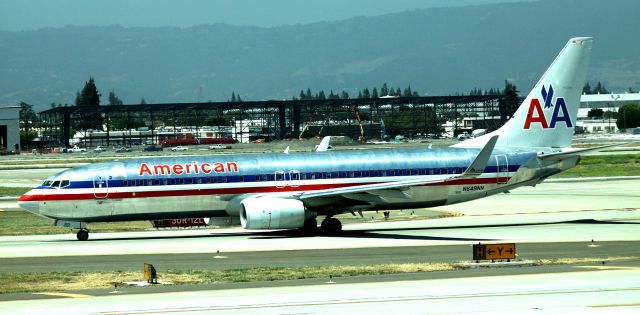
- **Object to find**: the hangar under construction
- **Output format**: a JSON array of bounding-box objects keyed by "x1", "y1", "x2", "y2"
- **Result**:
[{"x1": 37, "y1": 95, "x2": 511, "y2": 148}]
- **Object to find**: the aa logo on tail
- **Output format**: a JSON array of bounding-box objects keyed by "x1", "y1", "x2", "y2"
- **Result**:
[{"x1": 523, "y1": 85, "x2": 573, "y2": 129}]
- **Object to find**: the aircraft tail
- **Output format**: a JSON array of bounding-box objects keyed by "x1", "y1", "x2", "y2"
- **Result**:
[{"x1": 454, "y1": 37, "x2": 592, "y2": 149}]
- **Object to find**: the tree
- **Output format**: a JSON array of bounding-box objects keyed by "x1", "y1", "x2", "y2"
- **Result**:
[
  {"x1": 582, "y1": 83, "x2": 592, "y2": 94},
  {"x1": 380, "y1": 83, "x2": 389, "y2": 96},
  {"x1": 593, "y1": 81, "x2": 608, "y2": 94},
  {"x1": 340, "y1": 91, "x2": 350, "y2": 99},
  {"x1": 108, "y1": 91, "x2": 124, "y2": 105},
  {"x1": 616, "y1": 103, "x2": 640, "y2": 130},
  {"x1": 587, "y1": 108, "x2": 604, "y2": 118},
  {"x1": 19, "y1": 102, "x2": 39, "y2": 146},
  {"x1": 140, "y1": 98, "x2": 147, "y2": 105},
  {"x1": 371, "y1": 88, "x2": 379, "y2": 98},
  {"x1": 362, "y1": 88, "x2": 370, "y2": 99},
  {"x1": 500, "y1": 80, "x2": 519, "y2": 122},
  {"x1": 231, "y1": 92, "x2": 237, "y2": 102},
  {"x1": 74, "y1": 77, "x2": 102, "y2": 131},
  {"x1": 403, "y1": 85, "x2": 413, "y2": 97},
  {"x1": 76, "y1": 78, "x2": 100, "y2": 107}
]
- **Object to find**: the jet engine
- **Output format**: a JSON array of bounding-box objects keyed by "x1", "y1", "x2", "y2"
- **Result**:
[{"x1": 240, "y1": 196, "x2": 306, "y2": 229}]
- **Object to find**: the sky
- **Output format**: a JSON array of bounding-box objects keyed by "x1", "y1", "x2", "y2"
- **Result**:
[{"x1": 0, "y1": 0, "x2": 530, "y2": 31}]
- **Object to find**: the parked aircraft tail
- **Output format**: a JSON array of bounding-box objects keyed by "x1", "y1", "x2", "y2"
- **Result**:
[{"x1": 454, "y1": 37, "x2": 592, "y2": 150}]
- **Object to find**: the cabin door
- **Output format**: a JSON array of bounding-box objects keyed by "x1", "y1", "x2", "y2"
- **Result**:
[
  {"x1": 93, "y1": 174, "x2": 110, "y2": 199},
  {"x1": 496, "y1": 155, "x2": 509, "y2": 184}
]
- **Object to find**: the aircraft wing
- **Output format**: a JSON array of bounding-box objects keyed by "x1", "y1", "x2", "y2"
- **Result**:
[{"x1": 297, "y1": 136, "x2": 498, "y2": 200}]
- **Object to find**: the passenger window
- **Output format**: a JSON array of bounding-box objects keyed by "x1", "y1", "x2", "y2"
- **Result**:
[
  {"x1": 163, "y1": 179, "x2": 169, "y2": 185},
  {"x1": 148, "y1": 180, "x2": 153, "y2": 186},
  {"x1": 239, "y1": 176, "x2": 244, "y2": 182},
  {"x1": 220, "y1": 177, "x2": 227, "y2": 183}
]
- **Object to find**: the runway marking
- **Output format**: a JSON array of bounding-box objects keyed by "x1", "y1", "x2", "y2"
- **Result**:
[
  {"x1": 34, "y1": 292, "x2": 93, "y2": 298},
  {"x1": 575, "y1": 265, "x2": 640, "y2": 271},
  {"x1": 100, "y1": 287, "x2": 640, "y2": 314}
]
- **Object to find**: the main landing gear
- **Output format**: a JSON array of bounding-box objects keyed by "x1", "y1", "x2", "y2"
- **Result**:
[
  {"x1": 298, "y1": 216, "x2": 343, "y2": 235},
  {"x1": 320, "y1": 217, "x2": 342, "y2": 235},
  {"x1": 76, "y1": 228, "x2": 89, "y2": 241}
]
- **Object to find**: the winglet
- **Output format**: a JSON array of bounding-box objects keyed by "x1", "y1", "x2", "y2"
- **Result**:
[
  {"x1": 283, "y1": 146, "x2": 290, "y2": 154},
  {"x1": 461, "y1": 135, "x2": 498, "y2": 178},
  {"x1": 315, "y1": 136, "x2": 331, "y2": 152}
]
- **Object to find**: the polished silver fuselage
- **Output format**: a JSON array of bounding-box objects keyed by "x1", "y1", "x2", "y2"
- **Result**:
[{"x1": 19, "y1": 146, "x2": 577, "y2": 222}]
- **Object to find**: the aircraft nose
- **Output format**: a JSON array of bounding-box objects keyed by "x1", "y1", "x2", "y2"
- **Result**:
[{"x1": 18, "y1": 191, "x2": 41, "y2": 214}]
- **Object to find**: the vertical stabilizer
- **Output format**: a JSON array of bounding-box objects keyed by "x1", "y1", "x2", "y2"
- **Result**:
[{"x1": 454, "y1": 37, "x2": 592, "y2": 149}]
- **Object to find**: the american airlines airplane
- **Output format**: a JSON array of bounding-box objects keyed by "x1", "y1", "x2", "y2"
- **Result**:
[{"x1": 20, "y1": 37, "x2": 599, "y2": 241}]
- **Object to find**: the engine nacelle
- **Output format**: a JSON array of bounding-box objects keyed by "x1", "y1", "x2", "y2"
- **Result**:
[{"x1": 240, "y1": 196, "x2": 306, "y2": 229}]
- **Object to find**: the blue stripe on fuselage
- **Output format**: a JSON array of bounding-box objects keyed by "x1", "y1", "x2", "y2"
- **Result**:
[{"x1": 38, "y1": 147, "x2": 536, "y2": 190}]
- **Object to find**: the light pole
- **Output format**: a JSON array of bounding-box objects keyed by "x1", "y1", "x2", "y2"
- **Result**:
[{"x1": 610, "y1": 94, "x2": 620, "y2": 133}]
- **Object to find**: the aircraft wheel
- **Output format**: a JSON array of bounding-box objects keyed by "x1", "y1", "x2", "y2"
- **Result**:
[
  {"x1": 320, "y1": 217, "x2": 342, "y2": 235},
  {"x1": 77, "y1": 229, "x2": 89, "y2": 241},
  {"x1": 298, "y1": 218, "x2": 318, "y2": 234}
]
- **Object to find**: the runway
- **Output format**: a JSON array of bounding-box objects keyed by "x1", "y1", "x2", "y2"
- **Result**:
[
  {"x1": 2, "y1": 269, "x2": 639, "y2": 314},
  {"x1": 0, "y1": 177, "x2": 638, "y2": 313}
]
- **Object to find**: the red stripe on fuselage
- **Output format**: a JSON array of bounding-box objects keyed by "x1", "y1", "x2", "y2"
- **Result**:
[{"x1": 25, "y1": 177, "x2": 510, "y2": 202}]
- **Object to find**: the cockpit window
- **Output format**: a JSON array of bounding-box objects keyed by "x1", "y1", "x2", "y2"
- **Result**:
[
  {"x1": 60, "y1": 180, "x2": 70, "y2": 188},
  {"x1": 42, "y1": 180, "x2": 52, "y2": 187},
  {"x1": 51, "y1": 181, "x2": 61, "y2": 188}
]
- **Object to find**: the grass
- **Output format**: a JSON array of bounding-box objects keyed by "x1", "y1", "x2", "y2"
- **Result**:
[
  {"x1": 555, "y1": 153, "x2": 640, "y2": 177},
  {"x1": 0, "y1": 211, "x2": 152, "y2": 236},
  {"x1": 0, "y1": 257, "x2": 635, "y2": 294},
  {"x1": 0, "y1": 187, "x2": 31, "y2": 197}
]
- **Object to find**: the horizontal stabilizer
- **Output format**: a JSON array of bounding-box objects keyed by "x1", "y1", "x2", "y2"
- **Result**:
[{"x1": 538, "y1": 142, "x2": 634, "y2": 161}]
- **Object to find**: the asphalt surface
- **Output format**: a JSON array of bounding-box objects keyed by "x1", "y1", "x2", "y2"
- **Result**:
[{"x1": 0, "y1": 241, "x2": 637, "y2": 274}]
